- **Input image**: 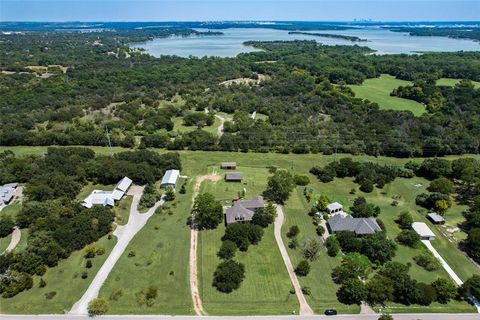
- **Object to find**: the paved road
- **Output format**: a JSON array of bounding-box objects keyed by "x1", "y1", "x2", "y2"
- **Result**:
[
  {"x1": 1, "y1": 314, "x2": 479, "y2": 320},
  {"x1": 274, "y1": 205, "x2": 314, "y2": 316},
  {"x1": 3, "y1": 227, "x2": 21, "y2": 254},
  {"x1": 70, "y1": 186, "x2": 165, "y2": 315}
]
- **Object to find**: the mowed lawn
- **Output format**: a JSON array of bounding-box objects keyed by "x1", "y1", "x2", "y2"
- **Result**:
[
  {"x1": 437, "y1": 78, "x2": 480, "y2": 89},
  {"x1": 349, "y1": 74, "x2": 425, "y2": 116},
  {"x1": 1, "y1": 234, "x2": 117, "y2": 314},
  {"x1": 197, "y1": 166, "x2": 299, "y2": 315},
  {"x1": 172, "y1": 116, "x2": 222, "y2": 136},
  {"x1": 99, "y1": 180, "x2": 194, "y2": 315}
]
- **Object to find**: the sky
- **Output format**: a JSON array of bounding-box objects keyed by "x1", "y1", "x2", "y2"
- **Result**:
[{"x1": 1, "y1": 0, "x2": 479, "y2": 22}]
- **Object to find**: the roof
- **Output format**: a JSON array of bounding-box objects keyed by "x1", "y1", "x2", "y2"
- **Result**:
[
  {"x1": 412, "y1": 222, "x2": 436, "y2": 238},
  {"x1": 111, "y1": 189, "x2": 125, "y2": 201},
  {"x1": 428, "y1": 212, "x2": 445, "y2": 223},
  {"x1": 115, "y1": 177, "x2": 132, "y2": 192},
  {"x1": 225, "y1": 172, "x2": 243, "y2": 181},
  {"x1": 225, "y1": 196, "x2": 265, "y2": 224},
  {"x1": 0, "y1": 183, "x2": 17, "y2": 204},
  {"x1": 238, "y1": 196, "x2": 265, "y2": 210},
  {"x1": 326, "y1": 202, "x2": 343, "y2": 211},
  {"x1": 161, "y1": 169, "x2": 180, "y2": 186},
  {"x1": 82, "y1": 190, "x2": 115, "y2": 208},
  {"x1": 328, "y1": 215, "x2": 381, "y2": 235},
  {"x1": 221, "y1": 162, "x2": 237, "y2": 167}
]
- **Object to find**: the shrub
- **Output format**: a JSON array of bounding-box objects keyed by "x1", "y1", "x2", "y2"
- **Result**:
[
  {"x1": 86, "y1": 259, "x2": 93, "y2": 269},
  {"x1": 326, "y1": 236, "x2": 340, "y2": 257},
  {"x1": 395, "y1": 211, "x2": 413, "y2": 229},
  {"x1": 287, "y1": 225, "x2": 300, "y2": 238},
  {"x1": 301, "y1": 286, "x2": 311, "y2": 295},
  {"x1": 415, "y1": 282, "x2": 437, "y2": 306},
  {"x1": 295, "y1": 260, "x2": 311, "y2": 277},
  {"x1": 294, "y1": 175, "x2": 310, "y2": 186},
  {"x1": 179, "y1": 184, "x2": 187, "y2": 194},
  {"x1": 413, "y1": 253, "x2": 441, "y2": 271},
  {"x1": 302, "y1": 238, "x2": 322, "y2": 261},
  {"x1": 109, "y1": 289, "x2": 124, "y2": 301},
  {"x1": 212, "y1": 260, "x2": 245, "y2": 293},
  {"x1": 96, "y1": 247, "x2": 106, "y2": 256},
  {"x1": 88, "y1": 298, "x2": 109, "y2": 316},
  {"x1": 217, "y1": 240, "x2": 237, "y2": 260},
  {"x1": 164, "y1": 186, "x2": 176, "y2": 202},
  {"x1": 39, "y1": 278, "x2": 47, "y2": 288},
  {"x1": 84, "y1": 244, "x2": 97, "y2": 259},
  {"x1": 128, "y1": 251, "x2": 136, "y2": 257},
  {"x1": 44, "y1": 291, "x2": 56, "y2": 300},
  {"x1": 316, "y1": 225, "x2": 325, "y2": 236},
  {"x1": 432, "y1": 278, "x2": 457, "y2": 304},
  {"x1": 396, "y1": 230, "x2": 421, "y2": 248},
  {"x1": 81, "y1": 272, "x2": 88, "y2": 279}
]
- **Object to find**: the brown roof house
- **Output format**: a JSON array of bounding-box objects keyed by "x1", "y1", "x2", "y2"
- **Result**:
[
  {"x1": 225, "y1": 196, "x2": 265, "y2": 224},
  {"x1": 225, "y1": 172, "x2": 243, "y2": 182}
]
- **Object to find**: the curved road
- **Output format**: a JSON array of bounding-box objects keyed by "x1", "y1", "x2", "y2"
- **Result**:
[
  {"x1": 2, "y1": 227, "x2": 21, "y2": 254},
  {"x1": 70, "y1": 186, "x2": 165, "y2": 315},
  {"x1": 274, "y1": 205, "x2": 314, "y2": 315}
]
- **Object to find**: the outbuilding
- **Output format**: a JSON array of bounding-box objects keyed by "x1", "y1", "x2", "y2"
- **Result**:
[
  {"x1": 225, "y1": 172, "x2": 243, "y2": 182},
  {"x1": 412, "y1": 222, "x2": 436, "y2": 240},
  {"x1": 161, "y1": 169, "x2": 180, "y2": 188},
  {"x1": 326, "y1": 202, "x2": 344, "y2": 216},
  {"x1": 427, "y1": 212, "x2": 445, "y2": 225},
  {"x1": 221, "y1": 162, "x2": 237, "y2": 170}
]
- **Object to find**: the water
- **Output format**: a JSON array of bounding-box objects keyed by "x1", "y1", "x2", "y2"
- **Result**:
[{"x1": 132, "y1": 27, "x2": 480, "y2": 57}]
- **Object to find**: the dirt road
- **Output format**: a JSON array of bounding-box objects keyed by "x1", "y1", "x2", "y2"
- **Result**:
[{"x1": 2, "y1": 227, "x2": 21, "y2": 254}]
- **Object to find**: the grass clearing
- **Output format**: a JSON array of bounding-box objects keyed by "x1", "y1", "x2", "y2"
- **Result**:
[
  {"x1": 114, "y1": 195, "x2": 133, "y2": 225},
  {"x1": 349, "y1": 74, "x2": 425, "y2": 116},
  {"x1": 172, "y1": 117, "x2": 222, "y2": 136},
  {"x1": 1, "y1": 202, "x2": 22, "y2": 220},
  {"x1": 437, "y1": 78, "x2": 480, "y2": 89},
  {"x1": 1, "y1": 234, "x2": 117, "y2": 314},
  {"x1": 0, "y1": 233, "x2": 12, "y2": 253}
]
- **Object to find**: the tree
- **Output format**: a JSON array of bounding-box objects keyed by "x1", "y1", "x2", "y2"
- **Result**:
[
  {"x1": 326, "y1": 236, "x2": 340, "y2": 257},
  {"x1": 222, "y1": 223, "x2": 264, "y2": 251},
  {"x1": 0, "y1": 216, "x2": 15, "y2": 238},
  {"x1": 164, "y1": 186, "x2": 176, "y2": 202},
  {"x1": 428, "y1": 177, "x2": 455, "y2": 195},
  {"x1": 460, "y1": 275, "x2": 480, "y2": 300},
  {"x1": 350, "y1": 197, "x2": 381, "y2": 218},
  {"x1": 464, "y1": 228, "x2": 480, "y2": 263},
  {"x1": 264, "y1": 170, "x2": 295, "y2": 204},
  {"x1": 217, "y1": 240, "x2": 237, "y2": 260},
  {"x1": 294, "y1": 175, "x2": 310, "y2": 186},
  {"x1": 192, "y1": 193, "x2": 223, "y2": 230},
  {"x1": 316, "y1": 225, "x2": 325, "y2": 236},
  {"x1": 432, "y1": 278, "x2": 457, "y2": 304},
  {"x1": 316, "y1": 194, "x2": 330, "y2": 211},
  {"x1": 337, "y1": 278, "x2": 367, "y2": 305},
  {"x1": 88, "y1": 298, "x2": 109, "y2": 316},
  {"x1": 415, "y1": 282, "x2": 436, "y2": 306},
  {"x1": 360, "y1": 233, "x2": 396, "y2": 264},
  {"x1": 302, "y1": 238, "x2": 322, "y2": 261},
  {"x1": 212, "y1": 260, "x2": 245, "y2": 293},
  {"x1": 85, "y1": 259, "x2": 93, "y2": 268},
  {"x1": 396, "y1": 229, "x2": 421, "y2": 248},
  {"x1": 413, "y1": 253, "x2": 441, "y2": 271},
  {"x1": 251, "y1": 203, "x2": 276, "y2": 227},
  {"x1": 366, "y1": 275, "x2": 394, "y2": 305},
  {"x1": 395, "y1": 211, "x2": 413, "y2": 229},
  {"x1": 295, "y1": 260, "x2": 311, "y2": 277},
  {"x1": 378, "y1": 314, "x2": 393, "y2": 320},
  {"x1": 287, "y1": 225, "x2": 300, "y2": 238},
  {"x1": 435, "y1": 199, "x2": 450, "y2": 216},
  {"x1": 332, "y1": 253, "x2": 371, "y2": 284}
]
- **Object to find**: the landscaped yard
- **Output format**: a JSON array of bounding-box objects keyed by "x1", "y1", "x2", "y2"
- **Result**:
[{"x1": 349, "y1": 74, "x2": 426, "y2": 116}]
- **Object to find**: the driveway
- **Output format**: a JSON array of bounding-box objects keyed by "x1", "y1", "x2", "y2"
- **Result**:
[
  {"x1": 70, "y1": 186, "x2": 165, "y2": 315},
  {"x1": 274, "y1": 205, "x2": 314, "y2": 315},
  {"x1": 2, "y1": 227, "x2": 21, "y2": 254}
]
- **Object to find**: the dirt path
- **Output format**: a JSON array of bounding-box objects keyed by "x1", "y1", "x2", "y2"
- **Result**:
[
  {"x1": 2, "y1": 227, "x2": 21, "y2": 254},
  {"x1": 70, "y1": 186, "x2": 165, "y2": 315},
  {"x1": 274, "y1": 205, "x2": 314, "y2": 315},
  {"x1": 214, "y1": 115, "x2": 225, "y2": 137},
  {"x1": 189, "y1": 173, "x2": 221, "y2": 316}
]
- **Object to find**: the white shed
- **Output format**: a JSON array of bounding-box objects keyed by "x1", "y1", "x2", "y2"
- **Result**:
[
  {"x1": 161, "y1": 169, "x2": 180, "y2": 188},
  {"x1": 412, "y1": 222, "x2": 436, "y2": 240},
  {"x1": 326, "y1": 202, "x2": 344, "y2": 216}
]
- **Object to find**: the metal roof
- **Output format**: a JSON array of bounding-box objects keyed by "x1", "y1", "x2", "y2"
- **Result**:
[
  {"x1": 427, "y1": 212, "x2": 445, "y2": 223},
  {"x1": 221, "y1": 162, "x2": 237, "y2": 167},
  {"x1": 225, "y1": 172, "x2": 243, "y2": 181},
  {"x1": 161, "y1": 169, "x2": 180, "y2": 186},
  {"x1": 326, "y1": 202, "x2": 343, "y2": 211},
  {"x1": 115, "y1": 177, "x2": 132, "y2": 192},
  {"x1": 412, "y1": 222, "x2": 436, "y2": 238}
]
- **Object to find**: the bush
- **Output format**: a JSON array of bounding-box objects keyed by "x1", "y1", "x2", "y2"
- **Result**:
[
  {"x1": 140, "y1": 183, "x2": 162, "y2": 208},
  {"x1": 128, "y1": 251, "x2": 136, "y2": 257},
  {"x1": 316, "y1": 225, "x2": 325, "y2": 236},
  {"x1": 81, "y1": 272, "x2": 88, "y2": 279},
  {"x1": 84, "y1": 244, "x2": 97, "y2": 259},
  {"x1": 109, "y1": 289, "x2": 123, "y2": 301},
  {"x1": 85, "y1": 259, "x2": 93, "y2": 268},
  {"x1": 88, "y1": 298, "x2": 109, "y2": 316},
  {"x1": 96, "y1": 247, "x2": 106, "y2": 255},
  {"x1": 212, "y1": 260, "x2": 245, "y2": 293},
  {"x1": 302, "y1": 238, "x2": 322, "y2": 261},
  {"x1": 326, "y1": 236, "x2": 340, "y2": 257},
  {"x1": 179, "y1": 183, "x2": 187, "y2": 194},
  {"x1": 44, "y1": 291, "x2": 56, "y2": 300},
  {"x1": 432, "y1": 278, "x2": 457, "y2": 304},
  {"x1": 416, "y1": 282, "x2": 437, "y2": 306},
  {"x1": 217, "y1": 240, "x2": 237, "y2": 260},
  {"x1": 295, "y1": 260, "x2": 311, "y2": 277},
  {"x1": 428, "y1": 177, "x2": 455, "y2": 195},
  {"x1": 396, "y1": 229, "x2": 421, "y2": 248},
  {"x1": 294, "y1": 175, "x2": 310, "y2": 186},
  {"x1": 287, "y1": 225, "x2": 300, "y2": 238},
  {"x1": 395, "y1": 211, "x2": 413, "y2": 229},
  {"x1": 164, "y1": 186, "x2": 176, "y2": 202},
  {"x1": 39, "y1": 278, "x2": 47, "y2": 288},
  {"x1": 413, "y1": 253, "x2": 441, "y2": 271},
  {"x1": 302, "y1": 286, "x2": 311, "y2": 295}
]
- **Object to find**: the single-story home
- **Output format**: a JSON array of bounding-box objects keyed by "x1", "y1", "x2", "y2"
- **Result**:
[
  {"x1": 326, "y1": 202, "x2": 344, "y2": 216},
  {"x1": 327, "y1": 214, "x2": 382, "y2": 235},
  {"x1": 0, "y1": 183, "x2": 18, "y2": 205},
  {"x1": 160, "y1": 169, "x2": 180, "y2": 188},
  {"x1": 225, "y1": 196, "x2": 265, "y2": 224},
  {"x1": 221, "y1": 162, "x2": 237, "y2": 170},
  {"x1": 427, "y1": 212, "x2": 445, "y2": 225},
  {"x1": 81, "y1": 177, "x2": 132, "y2": 208},
  {"x1": 225, "y1": 172, "x2": 243, "y2": 182},
  {"x1": 412, "y1": 222, "x2": 436, "y2": 240}
]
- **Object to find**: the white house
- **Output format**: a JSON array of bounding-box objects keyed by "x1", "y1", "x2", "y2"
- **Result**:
[
  {"x1": 412, "y1": 222, "x2": 436, "y2": 240},
  {"x1": 0, "y1": 183, "x2": 18, "y2": 205},
  {"x1": 81, "y1": 177, "x2": 132, "y2": 208},
  {"x1": 160, "y1": 169, "x2": 180, "y2": 188},
  {"x1": 326, "y1": 202, "x2": 344, "y2": 216}
]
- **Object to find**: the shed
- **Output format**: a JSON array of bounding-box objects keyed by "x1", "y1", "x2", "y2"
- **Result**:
[
  {"x1": 427, "y1": 213, "x2": 445, "y2": 225},
  {"x1": 161, "y1": 169, "x2": 180, "y2": 188},
  {"x1": 326, "y1": 202, "x2": 344, "y2": 216},
  {"x1": 225, "y1": 172, "x2": 243, "y2": 182},
  {"x1": 221, "y1": 162, "x2": 237, "y2": 170},
  {"x1": 115, "y1": 177, "x2": 133, "y2": 192},
  {"x1": 412, "y1": 222, "x2": 436, "y2": 240}
]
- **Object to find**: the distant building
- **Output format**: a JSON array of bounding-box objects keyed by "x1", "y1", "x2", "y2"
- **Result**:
[
  {"x1": 327, "y1": 214, "x2": 381, "y2": 235},
  {"x1": 412, "y1": 222, "x2": 436, "y2": 240},
  {"x1": 225, "y1": 196, "x2": 265, "y2": 224},
  {"x1": 225, "y1": 172, "x2": 243, "y2": 182},
  {"x1": 221, "y1": 162, "x2": 237, "y2": 170},
  {"x1": 0, "y1": 183, "x2": 18, "y2": 205},
  {"x1": 81, "y1": 177, "x2": 132, "y2": 209},
  {"x1": 160, "y1": 169, "x2": 180, "y2": 188},
  {"x1": 326, "y1": 202, "x2": 344, "y2": 216},
  {"x1": 427, "y1": 213, "x2": 445, "y2": 225}
]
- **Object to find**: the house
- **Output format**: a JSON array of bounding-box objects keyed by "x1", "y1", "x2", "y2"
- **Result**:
[
  {"x1": 160, "y1": 169, "x2": 180, "y2": 188},
  {"x1": 81, "y1": 177, "x2": 132, "y2": 208},
  {"x1": 225, "y1": 196, "x2": 265, "y2": 224},
  {"x1": 412, "y1": 222, "x2": 436, "y2": 240},
  {"x1": 221, "y1": 162, "x2": 237, "y2": 170},
  {"x1": 0, "y1": 183, "x2": 18, "y2": 205},
  {"x1": 327, "y1": 214, "x2": 381, "y2": 235},
  {"x1": 326, "y1": 202, "x2": 344, "y2": 216},
  {"x1": 427, "y1": 212, "x2": 445, "y2": 225},
  {"x1": 225, "y1": 172, "x2": 243, "y2": 182}
]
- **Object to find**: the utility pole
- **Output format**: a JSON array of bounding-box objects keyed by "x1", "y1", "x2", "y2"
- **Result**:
[{"x1": 105, "y1": 126, "x2": 113, "y2": 157}]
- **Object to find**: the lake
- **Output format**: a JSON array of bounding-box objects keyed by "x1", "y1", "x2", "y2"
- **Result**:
[{"x1": 132, "y1": 27, "x2": 480, "y2": 57}]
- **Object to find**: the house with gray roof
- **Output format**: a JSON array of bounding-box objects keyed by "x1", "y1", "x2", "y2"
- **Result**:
[
  {"x1": 225, "y1": 196, "x2": 265, "y2": 224},
  {"x1": 225, "y1": 172, "x2": 243, "y2": 182},
  {"x1": 327, "y1": 214, "x2": 381, "y2": 235},
  {"x1": 0, "y1": 183, "x2": 18, "y2": 205}
]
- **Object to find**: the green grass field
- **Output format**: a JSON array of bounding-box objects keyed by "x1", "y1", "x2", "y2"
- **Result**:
[
  {"x1": 0, "y1": 233, "x2": 12, "y2": 253},
  {"x1": 1, "y1": 234, "x2": 117, "y2": 314},
  {"x1": 437, "y1": 78, "x2": 480, "y2": 89},
  {"x1": 349, "y1": 74, "x2": 426, "y2": 116},
  {"x1": 99, "y1": 180, "x2": 194, "y2": 315},
  {"x1": 114, "y1": 195, "x2": 133, "y2": 225},
  {"x1": 173, "y1": 116, "x2": 222, "y2": 136},
  {"x1": 198, "y1": 168, "x2": 299, "y2": 315},
  {"x1": 1, "y1": 202, "x2": 22, "y2": 220}
]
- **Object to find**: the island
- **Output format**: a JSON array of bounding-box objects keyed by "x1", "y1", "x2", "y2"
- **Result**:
[{"x1": 288, "y1": 31, "x2": 367, "y2": 42}]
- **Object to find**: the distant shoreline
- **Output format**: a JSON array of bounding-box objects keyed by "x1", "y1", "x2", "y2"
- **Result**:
[{"x1": 288, "y1": 31, "x2": 367, "y2": 42}]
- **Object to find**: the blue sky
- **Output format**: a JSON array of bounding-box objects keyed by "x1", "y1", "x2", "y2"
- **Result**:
[{"x1": 1, "y1": 0, "x2": 479, "y2": 22}]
